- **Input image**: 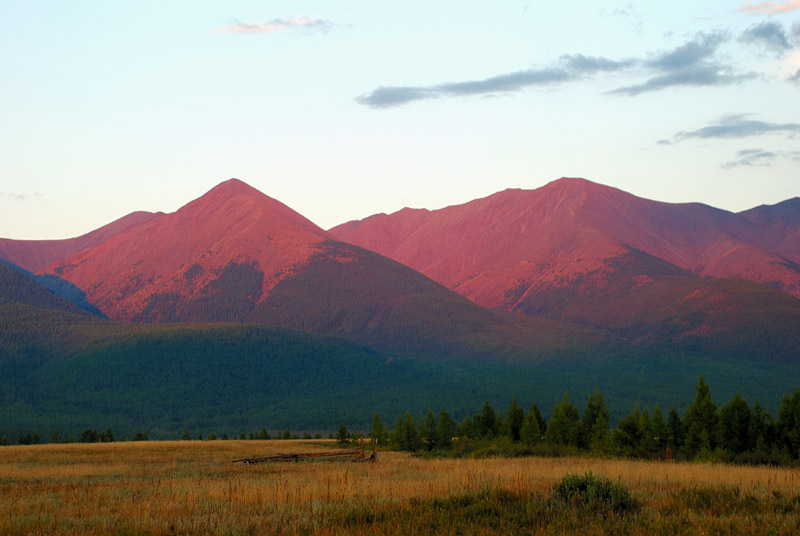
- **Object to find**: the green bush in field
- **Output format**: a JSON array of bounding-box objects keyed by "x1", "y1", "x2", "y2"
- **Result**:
[{"x1": 551, "y1": 472, "x2": 638, "y2": 513}]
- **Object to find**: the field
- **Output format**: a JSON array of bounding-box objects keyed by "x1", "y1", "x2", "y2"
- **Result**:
[{"x1": 1, "y1": 440, "x2": 799, "y2": 535}]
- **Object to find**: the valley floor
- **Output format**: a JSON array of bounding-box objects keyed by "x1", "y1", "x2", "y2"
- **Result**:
[{"x1": 1, "y1": 440, "x2": 798, "y2": 535}]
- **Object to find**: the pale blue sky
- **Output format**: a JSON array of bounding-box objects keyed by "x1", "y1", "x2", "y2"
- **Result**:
[{"x1": 1, "y1": 1, "x2": 799, "y2": 239}]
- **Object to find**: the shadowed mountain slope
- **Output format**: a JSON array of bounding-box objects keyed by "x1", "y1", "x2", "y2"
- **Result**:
[
  {"x1": 0, "y1": 262, "x2": 89, "y2": 316},
  {"x1": 3, "y1": 267, "x2": 799, "y2": 437}
]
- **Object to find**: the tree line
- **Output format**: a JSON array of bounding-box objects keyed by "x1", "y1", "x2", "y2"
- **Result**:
[
  {"x1": 360, "y1": 377, "x2": 800, "y2": 465},
  {"x1": 0, "y1": 426, "x2": 328, "y2": 446},
  {"x1": 3, "y1": 376, "x2": 799, "y2": 466}
]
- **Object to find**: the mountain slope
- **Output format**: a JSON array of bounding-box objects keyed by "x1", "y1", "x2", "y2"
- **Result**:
[
  {"x1": 3, "y1": 272, "x2": 799, "y2": 438},
  {"x1": 0, "y1": 211, "x2": 160, "y2": 273},
  {"x1": 0, "y1": 262, "x2": 89, "y2": 316},
  {"x1": 45, "y1": 179, "x2": 328, "y2": 321},
  {"x1": 37, "y1": 178, "x2": 611, "y2": 362},
  {"x1": 3, "y1": 189, "x2": 800, "y2": 437},
  {"x1": 330, "y1": 178, "x2": 800, "y2": 357},
  {"x1": 740, "y1": 198, "x2": 800, "y2": 265},
  {"x1": 331, "y1": 178, "x2": 800, "y2": 301}
]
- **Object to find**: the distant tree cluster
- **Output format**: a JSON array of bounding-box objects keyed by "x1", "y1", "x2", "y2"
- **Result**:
[
  {"x1": 79, "y1": 428, "x2": 116, "y2": 443},
  {"x1": 381, "y1": 378, "x2": 800, "y2": 465},
  {"x1": 0, "y1": 426, "x2": 325, "y2": 446}
]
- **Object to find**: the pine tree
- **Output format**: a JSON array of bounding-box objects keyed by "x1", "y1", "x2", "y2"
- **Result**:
[
  {"x1": 506, "y1": 398, "x2": 525, "y2": 443},
  {"x1": 422, "y1": 409, "x2": 439, "y2": 451},
  {"x1": 392, "y1": 415, "x2": 406, "y2": 448},
  {"x1": 682, "y1": 376, "x2": 720, "y2": 457},
  {"x1": 749, "y1": 397, "x2": 774, "y2": 453},
  {"x1": 590, "y1": 412, "x2": 610, "y2": 452},
  {"x1": 369, "y1": 413, "x2": 388, "y2": 446},
  {"x1": 580, "y1": 388, "x2": 610, "y2": 449},
  {"x1": 667, "y1": 407, "x2": 683, "y2": 452},
  {"x1": 777, "y1": 388, "x2": 800, "y2": 459},
  {"x1": 521, "y1": 402, "x2": 546, "y2": 445},
  {"x1": 520, "y1": 409, "x2": 542, "y2": 446},
  {"x1": 478, "y1": 401, "x2": 499, "y2": 439},
  {"x1": 720, "y1": 392, "x2": 752, "y2": 455},
  {"x1": 437, "y1": 409, "x2": 456, "y2": 450},
  {"x1": 336, "y1": 422, "x2": 349, "y2": 445},
  {"x1": 650, "y1": 405, "x2": 670, "y2": 456},
  {"x1": 459, "y1": 415, "x2": 476, "y2": 440},
  {"x1": 637, "y1": 409, "x2": 655, "y2": 456},
  {"x1": 613, "y1": 406, "x2": 642, "y2": 456},
  {"x1": 402, "y1": 412, "x2": 420, "y2": 452},
  {"x1": 546, "y1": 393, "x2": 580, "y2": 446}
]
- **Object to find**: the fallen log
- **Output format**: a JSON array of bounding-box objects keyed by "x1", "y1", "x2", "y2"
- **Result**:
[{"x1": 233, "y1": 438, "x2": 378, "y2": 464}]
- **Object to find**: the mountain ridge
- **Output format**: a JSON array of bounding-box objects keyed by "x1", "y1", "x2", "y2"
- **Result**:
[
  {"x1": 330, "y1": 177, "x2": 800, "y2": 302},
  {"x1": 0, "y1": 211, "x2": 160, "y2": 273}
]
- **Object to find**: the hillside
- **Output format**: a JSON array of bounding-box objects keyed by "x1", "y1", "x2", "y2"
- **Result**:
[
  {"x1": 0, "y1": 211, "x2": 159, "y2": 273},
  {"x1": 3, "y1": 294, "x2": 799, "y2": 437},
  {"x1": 2, "y1": 238, "x2": 799, "y2": 437},
  {"x1": 24, "y1": 179, "x2": 615, "y2": 363},
  {"x1": 330, "y1": 178, "x2": 800, "y2": 357},
  {"x1": 331, "y1": 178, "x2": 800, "y2": 300},
  {"x1": 42, "y1": 179, "x2": 328, "y2": 320}
]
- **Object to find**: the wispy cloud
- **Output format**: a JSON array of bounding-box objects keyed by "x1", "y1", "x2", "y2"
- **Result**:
[
  {"x1": 0, "y1": 192, "x2": 40, "y2": 201},
  {"x1": 559, "y1": 54, "x2": 637, "y2": 73},
  {"x1": 357, "y1": 54, "x2": 634, "y2": 108},
  {"x1": 216, "y1": 17, "x2": 332, "y2": 34},
  {"x1": 722, "y1": 148, "x2": 800, "y2": 168},
  {"x1": 646, "y1": 32, "x2": 727, "y2": 71},
  {"x1": 610, "y1": 64, "x2": 754, "y2": 96},
  {"x1": 356, "y1": 68, "x2": 571, "y2": 108},
  {"x1": 609, "y1": 32, "x2": 756, "y2": 96},
  {"x1": 357, "y1": 31, "x2": 767, "y2": 108},
  {"x1": 741, "y1": 1, "x2": 800, "y2": 14},
  {"x1": 668, "y1": 114, "x2": 800, "y2": 142},
  {"x1": 740, "y1": 21, "x2": 793, "y2": 54},
  {"x1": 790, "y1": 67, "x2": 800, "y2": 82}
]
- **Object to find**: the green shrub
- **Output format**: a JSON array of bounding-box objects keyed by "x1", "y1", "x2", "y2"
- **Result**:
[{"x1": 551, "y1": 472, "x2": 638, "y2": 513}]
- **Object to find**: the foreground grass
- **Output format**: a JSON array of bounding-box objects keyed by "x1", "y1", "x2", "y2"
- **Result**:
[{"x1": 0, "y1": 440, "x2": 798, "y2": 535}]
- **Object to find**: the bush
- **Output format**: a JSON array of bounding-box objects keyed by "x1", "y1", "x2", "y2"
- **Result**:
[{"x1": 551, "y1": 472, "x2": 638, "y2": 513}]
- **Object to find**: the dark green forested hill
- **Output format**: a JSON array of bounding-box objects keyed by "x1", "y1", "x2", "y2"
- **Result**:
[
  {"x1": 0, "y1": 262, "x2": 91, "y2": 316},
  {"x1": 130, "y1": 240, "x2": 617, "y2": 363},
  {"x1": 2, "y1": 257, "x2": 800, "y2": 440}
]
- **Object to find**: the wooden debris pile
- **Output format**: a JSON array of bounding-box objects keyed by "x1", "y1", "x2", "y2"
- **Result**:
[{"x1": 233, "y1": 438, "x2": 378, "y2": 465}]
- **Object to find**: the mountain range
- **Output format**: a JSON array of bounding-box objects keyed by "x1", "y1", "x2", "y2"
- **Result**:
[
  {"x1": 1, "y1": 177, "x2": 798, "y2": 436},
  {"x1": 331, "y1": 178, "x2": 800, "y2": 354}
]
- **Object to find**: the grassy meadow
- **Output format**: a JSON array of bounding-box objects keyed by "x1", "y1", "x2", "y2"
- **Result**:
[{"x1": 1, "y1": 440, "x2": 799, "y2": 535}]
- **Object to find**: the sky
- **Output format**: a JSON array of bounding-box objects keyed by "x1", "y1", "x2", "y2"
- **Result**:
[{"x1": 1, "y1": 1, "x2": 799, "y2": 240}]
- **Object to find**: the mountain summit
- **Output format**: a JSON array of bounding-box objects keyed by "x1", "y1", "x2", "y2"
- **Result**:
[
  {"x1": 44, "y1": 179, "x2": 329, "y2": 320},
  {"x1": 331, "y1": 177, "x2": 800, "y2": 353},
  {"x1": 331, "y1": 177, "x2": 800, "y2": 305},
  {"x1": 29, "y1": 178, "x2": 599, "y2": 363}
]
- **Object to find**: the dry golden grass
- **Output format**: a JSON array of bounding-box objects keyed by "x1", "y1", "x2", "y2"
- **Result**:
[{"x1": 1, "y1": 440, "x2": 798, "y2": 535}]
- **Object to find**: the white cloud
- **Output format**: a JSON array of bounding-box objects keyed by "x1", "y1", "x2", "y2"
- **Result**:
[
  {"x1": 741, "y1": 1, "x2": 800, "y2": 14},
  {"x1": 217, "y1": 17, "x2": 332, "y2": 34}
]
